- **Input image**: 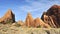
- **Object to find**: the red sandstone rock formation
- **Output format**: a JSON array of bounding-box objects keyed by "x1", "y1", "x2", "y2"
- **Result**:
[
  {"x1": 25, "y1": 12, "x2": 50, "y2": 28},
  {"x1": 25, "y1": 12, "x2": 34, "y2": 27},
  {"x1": 33, "y1": 17, "x2": 50, "y2": 28},
  {"x1": 0, "y1": 9, "x2": 15, "y2": 24},
  {"x1": 1, "y1": 5, "x2": 60, "y2": 28},
  {"x1": 41, "y1": 5, "x2": 60, "y2": 28}
]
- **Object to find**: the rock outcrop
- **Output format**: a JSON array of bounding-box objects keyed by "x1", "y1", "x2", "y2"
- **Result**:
[
  {"x1": 1, "y1": 5, "x2": 60, "y2": 28},
  {"x1": 25, "y1": 12, "x2": 34, "y2": 27},
  {"x1": 33, "y1": 18, "x2": 50, "y2": 28},
  {"x1": 0, "y1": 9, "x2": 15, "y2": 24},
  {"x1": 25, "y1": 12, "x2": 50, "y2": 28},
  {"x1": 41, "y1": 5, "x2": 60, "y2": 28}
]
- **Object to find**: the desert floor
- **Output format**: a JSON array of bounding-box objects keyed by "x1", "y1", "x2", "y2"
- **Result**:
[{"x1": 0, "y1": 24, "x2": 60, "y2": 34}]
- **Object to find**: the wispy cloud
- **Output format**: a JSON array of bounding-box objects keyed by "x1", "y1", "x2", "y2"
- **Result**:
[
  {"x1": 18, "y1": 0, "x2": 60, "y2": 12},
  {"x1": 16, "y1": 0, "x2": 60, "y2": 21},
  {"x1": 0, "y1": 0, "x2": 60, "y2": 21},
  {"x1": 19, "y1": 5, "x2": 42, "y2": 12}
]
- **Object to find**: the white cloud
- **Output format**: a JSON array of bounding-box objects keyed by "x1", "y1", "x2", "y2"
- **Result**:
[
  {"x1": 17, "y1": 0, "x2": 60, "y2": 21},
  {"x1": 18, "y1": 5, "x2": 42, "y2": 12}
]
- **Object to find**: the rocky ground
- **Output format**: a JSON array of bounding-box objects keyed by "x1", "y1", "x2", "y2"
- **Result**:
[{"x1": 0, "y1": 24, "x2": 60, "y2": 34}]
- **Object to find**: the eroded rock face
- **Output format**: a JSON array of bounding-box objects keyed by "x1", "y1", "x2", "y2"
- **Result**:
[
  {"x1": 0, "y1": 9, "x2": 15, "y2": 24},
  {"x1": 25, "y1": 12, "x2": 34, "y2": 27},
  {"x1": 25, "y1": 12, "x2": 50, "y2": 28},
  {"x1": 41, "y1": 5, "x2": 60, "y2": 28},
  {"x1": 33, "y1": 18, "x2": 50, "y2": 28}
]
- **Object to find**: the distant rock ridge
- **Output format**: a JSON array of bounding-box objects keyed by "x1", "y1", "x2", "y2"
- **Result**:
[{"x1": 0, "y1": 9, "x2": 15, "y2": 24}]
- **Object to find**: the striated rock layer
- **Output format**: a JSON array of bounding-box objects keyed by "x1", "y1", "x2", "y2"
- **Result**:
[
  {"x1": 33, "y1": 17, "x2": 50, "y2": 28},
  {"x1": 41, "y1": 5, "x2": 60, "y2": 28}
]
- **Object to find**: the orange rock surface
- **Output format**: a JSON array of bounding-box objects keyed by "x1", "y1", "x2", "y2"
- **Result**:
[
  {"x1": 0, "y1": 9, "x2": 15, "y2": 24},
  {"x1": 25, "y1": 12, "x2": 34, "y2": 27}
]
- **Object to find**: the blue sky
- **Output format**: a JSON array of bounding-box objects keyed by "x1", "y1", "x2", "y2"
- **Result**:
[{"x1": 0, "y1": 0, "x2": 60, "y2": 21}]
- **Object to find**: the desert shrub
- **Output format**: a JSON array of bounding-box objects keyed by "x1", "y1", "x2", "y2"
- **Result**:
[
  {"x1": 6, "y1": 20, "x2": 12, "y2": 24},
  {"x1": 37, "y1": 25, "x2": 41, "y2": 28},
  {"x1": 45, "y1": 30, "x2": 50, "y2": 34},
  {"x1": 2, "y1": 27, "x2": 8, "y2": 32},
  {"x1": 14, "y1": 23, "x2": 21, "y2": 27},
  {"x1": 31, "y1": 32, "x2": 33, "y2": 34}
]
